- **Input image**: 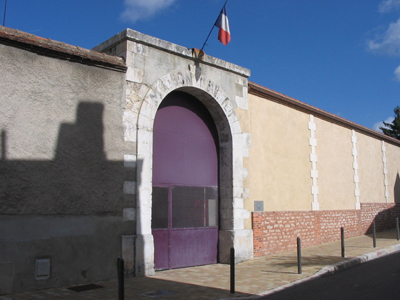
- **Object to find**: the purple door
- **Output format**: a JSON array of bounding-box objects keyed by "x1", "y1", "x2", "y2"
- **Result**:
[{"x1": 152, "y1": 91, "x2": 219, "y2": 270}]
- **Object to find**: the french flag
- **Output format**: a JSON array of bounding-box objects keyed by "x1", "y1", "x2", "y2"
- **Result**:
[{"x1": 215, "y1": 6, "x2": 231, "y2": 45}]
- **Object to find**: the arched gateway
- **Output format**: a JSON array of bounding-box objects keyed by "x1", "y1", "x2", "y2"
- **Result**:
[
  {"x1": 152, "y1": 91, "x2": 219, "y2": 270},
  {"x1": 134, "y1": 70, "x2": 252, "y2": 276}
]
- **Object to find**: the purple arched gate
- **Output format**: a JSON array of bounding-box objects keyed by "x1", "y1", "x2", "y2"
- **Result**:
[{"x1": 152, "y1": 91, "x2": 219, "y2": 270}]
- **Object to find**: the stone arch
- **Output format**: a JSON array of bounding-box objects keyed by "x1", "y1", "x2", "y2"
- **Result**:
[{"x1": 135, "y1": 69, "x2": 249, "y2": 276}]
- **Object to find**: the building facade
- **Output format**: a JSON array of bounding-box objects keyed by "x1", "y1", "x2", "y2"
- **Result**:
[{"x1": 1, "y1": 26, "x2": 400, "y2": 294}]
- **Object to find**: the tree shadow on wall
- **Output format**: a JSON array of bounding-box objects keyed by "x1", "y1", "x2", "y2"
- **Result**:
[
  {"x1": 394, "y1": 173, "x2": 400, "y2": 205},
  {"x1": 363, "y1": 173, "x2": 400, "y2": 237}
]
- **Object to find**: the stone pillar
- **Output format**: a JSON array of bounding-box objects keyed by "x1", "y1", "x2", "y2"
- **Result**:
[
  {"x1": 135, "y1": 146, "x2": 155, "y2": 276},
  {"x1": 121, "y1": 235, "x2": 135, "y2": 277},
  {"x1": 134, "y1": 234, "x2": 154, "y2": 276},
  {"x1": 219, "y1": 229, "x2": 253, "y2": 264}
]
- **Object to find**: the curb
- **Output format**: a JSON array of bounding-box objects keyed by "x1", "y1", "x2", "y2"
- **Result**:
[{"x1": 222, "y1": 243, "x2": 400, "y2": 300}]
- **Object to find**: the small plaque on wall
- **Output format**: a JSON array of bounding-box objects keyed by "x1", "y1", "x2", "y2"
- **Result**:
[
  {"x1": 35, "y1": 258, "x2": 50, "y2": 280},
  {"x1": 254, "y1": 201, "x2": 264, "y2": 212}
]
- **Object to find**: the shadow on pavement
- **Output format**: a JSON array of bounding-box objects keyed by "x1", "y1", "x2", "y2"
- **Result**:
[
  {"x1": 123, "y1": 277, "x2": 254, "y2": 299},
  {"x1": 261, "y1": 270, "x2": 298, "y2": 275},
  {"x1": 266, "y1": 255, "x2": 343, "y2": 270},
  {"x1": 98, "y1": 276, "x2": 254, "y2": 300}
]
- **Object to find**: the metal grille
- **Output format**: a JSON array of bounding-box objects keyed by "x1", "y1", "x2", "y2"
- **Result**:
[
  {"x1": 172, "y1": 186, "x2": 205, "y2": 228},
  {"x1": 171, "y1": 186, "x2": 218, "y2": 228},
  {"x1": 152, "y1": 186, "x2": 218, "y2": 229},
  {"x1": 152, "y1": 187, "x2": 169, "y2": 229}
]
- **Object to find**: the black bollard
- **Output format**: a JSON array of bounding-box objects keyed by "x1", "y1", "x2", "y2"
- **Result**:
[
  {"x1": 341, "y1": 227, "x2": 345, "y2": 258},
  {"x1": 117, "y1": 258, "x2": 124, "y2": 300},
  {"x1": 397, "y1": 217, "x2": 399, "y2": 241},
  {"x1": 297, "y1": 237, "x2": 302, "y2": 274},
  {"x1": 230, "y1": 247, "x2": 235, "y2": 294},
  {"x1": 373, "y1": 221, "x2": 376, "y2": 248}
]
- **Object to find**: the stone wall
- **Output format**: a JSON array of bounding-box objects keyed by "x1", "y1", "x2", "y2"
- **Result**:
[
  {"x1": 4, "y1": 24, "x2": 400, "y2": 295},
  {"x1": 0, "y1": 30, "x2": 129, "y2": 294}
]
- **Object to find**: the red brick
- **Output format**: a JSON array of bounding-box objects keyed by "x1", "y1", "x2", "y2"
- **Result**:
[{"x1": 252, "y1": 203, "x2": 400, "y2": 257}]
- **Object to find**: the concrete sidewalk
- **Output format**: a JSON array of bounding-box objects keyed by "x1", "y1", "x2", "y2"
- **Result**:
[{"x1": 3, "y1": 229, "x2": 400, "y2": 300}]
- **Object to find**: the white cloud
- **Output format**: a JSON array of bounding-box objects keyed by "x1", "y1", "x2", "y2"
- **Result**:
[
  {"x1": 379, "y1": 0, "x2": 400, "y2": 13},
  {"x1": 121, "y1": 0, "x2": 177, "y2": 23},
  {"x1": 368, "y1": 18, "x2": 400, "y2": 55},
  {"x1": 395, "y1": 65, "x2": 400, "y2": 81},
  {"x1": 373, "y1": 116, "x2": 394, "y2": 132}
]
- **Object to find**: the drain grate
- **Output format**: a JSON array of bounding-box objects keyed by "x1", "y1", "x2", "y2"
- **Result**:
[
  {"x1": 141, "y1": 289, "x2": 178, "y2": 298},
  {"x1": 68, "y1": 283, "x2": 104, "y2": 292}
]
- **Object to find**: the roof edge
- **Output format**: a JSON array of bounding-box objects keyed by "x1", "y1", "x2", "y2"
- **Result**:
[
  {"x1": 0, "y1": 26, "x2": 127, "y2": 72},
  {"x1": 248, "y1": 81, "x2": 400, "y2": 146}
]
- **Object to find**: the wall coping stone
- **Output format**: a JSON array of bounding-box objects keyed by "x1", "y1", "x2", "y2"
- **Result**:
[
  {"x1": 0, "y1": 26, "x2": 127, "y2": 72},
  {"x1": 93, "y1": 28, "x2": 251, "y2": 78}
]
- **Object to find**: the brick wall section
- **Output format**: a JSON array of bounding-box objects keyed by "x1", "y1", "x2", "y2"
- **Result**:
[
  {"x1": 253, "y1": 203, "x2": 400, "y2": 257},
  {"x1": 319, "y1": 210, "x2": 360, "y2": 243},
  {"x1": 253, "y1": 211, "x2": 319, "y2": 256}
]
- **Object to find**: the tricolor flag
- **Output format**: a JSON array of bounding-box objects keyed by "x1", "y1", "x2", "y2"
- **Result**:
[{"x1": 214, "y1": 6, "x2": 231, "y2": 45}]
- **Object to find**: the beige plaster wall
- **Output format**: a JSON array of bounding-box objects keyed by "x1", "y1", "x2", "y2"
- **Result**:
[
  {"x1": 243, "y1": 93, "x2": 400, "y2": 215},
  {"x1": 243, "y1": 94, "x2": 311, "y2": 214},
  {"x1": 356, "y1": 133, "x2": 386, "y2": 203},
  {"x1": 385, "y1": 142, "x2": 400, "y2": 203},
  {"x1": 315, "y1": 119, "x2": 355, "y2": 210}
]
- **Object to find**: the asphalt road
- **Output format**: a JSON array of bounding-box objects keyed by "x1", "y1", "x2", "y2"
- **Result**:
[{"x1": 261, "y1": 251, "x2": 400, "y2": 300}]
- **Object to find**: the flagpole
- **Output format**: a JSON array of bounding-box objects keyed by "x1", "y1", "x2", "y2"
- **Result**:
[
  {"x1": 200, "y1": 0, "x2": 229, "y2": 51},
  {"x1": 3, "y1": 0, "x2": 7, "y2": 26}
]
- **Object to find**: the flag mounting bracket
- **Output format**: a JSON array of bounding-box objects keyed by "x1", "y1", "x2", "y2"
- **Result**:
[{"x1": 192, "y1": 48, "x2": 205, "y2": 60}]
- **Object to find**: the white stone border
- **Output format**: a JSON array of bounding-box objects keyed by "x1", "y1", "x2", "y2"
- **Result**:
[
  {"x1": 352, "y1": 130, "x2": 360, "y2": 210},
  {"x1": 131, "y1": 69, "x2": 251, "y2": 275},
  {"x1": 309, "y1": 115, "x2": 319, "y2": 210},
  {"x1": 382, "y1": 141, "x2": 389, "y2": 203}
]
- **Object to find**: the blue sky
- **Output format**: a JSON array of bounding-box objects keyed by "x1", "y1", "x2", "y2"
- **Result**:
[{"x1": 2, "y1": 0, "x2": 400, "y2": 131}]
